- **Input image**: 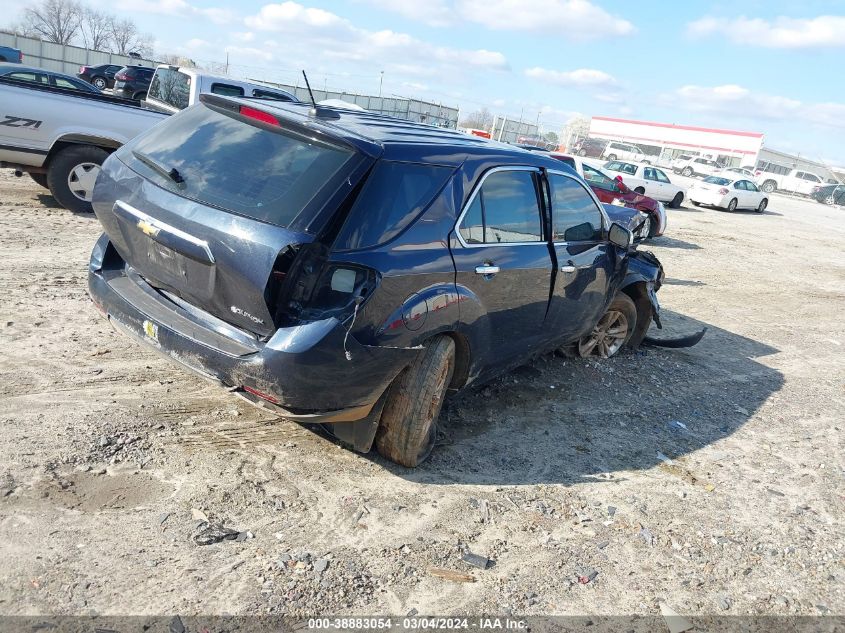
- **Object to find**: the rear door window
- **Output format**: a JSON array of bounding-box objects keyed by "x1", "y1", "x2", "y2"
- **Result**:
[
  {"x1": 458, "y1": 170, "x2": 543, "y2": 244},
  {"x1": 335, "y1": 161, "x2": 453, "y2": 250},
  {"x1": 148, "y1": 68, "x2": 191, "y2": 109},
  {"x1": 124, "y1": 103, "x2": 356, "y2": 228},
  {"x1": 581, "y1": 164, "x2": 616, "y2": 191}
]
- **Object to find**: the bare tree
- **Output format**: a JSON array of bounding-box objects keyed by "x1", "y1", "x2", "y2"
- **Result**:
[
  {"x1": 109, "y1": 17, "x2": 152, "y2": 57},
  {"x1": 20, "y1": 0, "x2": 82, "y2": 45},
  {"x1": 79, "y1": 6, "x2": 111, "y2": 50},
  {"x1": 460, "y1": 107, "x2": 494, "y2": 131}
]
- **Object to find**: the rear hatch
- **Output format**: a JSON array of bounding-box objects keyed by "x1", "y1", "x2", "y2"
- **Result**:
[{"x1": 92, "y1": 97, "x2": 376, "y2": 337}]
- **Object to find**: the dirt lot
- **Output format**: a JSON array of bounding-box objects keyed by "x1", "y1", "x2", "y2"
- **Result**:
[{"x1": 0, "y1": 169, "x2": 842, "y2": 619}]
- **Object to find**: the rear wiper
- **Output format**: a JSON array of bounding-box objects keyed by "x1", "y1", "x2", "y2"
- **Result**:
[{"x1": 132, "y1": 150, "x2": 185, "y2": 186}]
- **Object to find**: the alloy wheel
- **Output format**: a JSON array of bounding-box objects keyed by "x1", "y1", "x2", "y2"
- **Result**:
[
  {"x1": 67, "y1": 162, "x2": 101, "y2": 202},
  {"x1": 578, "y1": 310, "x2": 629, "y2": 358}
]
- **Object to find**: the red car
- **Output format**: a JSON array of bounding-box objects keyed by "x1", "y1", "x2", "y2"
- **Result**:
[{"x1": 548, "y1": 153, "x2": 666, "y2": 238}]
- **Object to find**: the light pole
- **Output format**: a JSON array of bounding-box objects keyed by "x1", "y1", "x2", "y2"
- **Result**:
[{"x1": 379, "y1": 71, "x2": 384, "y2": 98}]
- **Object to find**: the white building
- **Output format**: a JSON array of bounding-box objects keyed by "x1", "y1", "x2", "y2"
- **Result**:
[{"x1": 588, "y1": 116, "x2": 764, "y2": 168}]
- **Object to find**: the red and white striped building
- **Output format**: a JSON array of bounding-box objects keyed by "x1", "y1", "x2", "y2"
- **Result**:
[{"x1": 588, "y1": 116, "x2": 764, "y2": 167}]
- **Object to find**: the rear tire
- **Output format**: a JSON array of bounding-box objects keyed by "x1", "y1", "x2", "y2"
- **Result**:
[
  {"x1": 757, "y1": 198, "x2": 767, "y2": 214},
  {"x1": 29, "y1": 173, "x2": 48, "y2": 189},
  {"x1": 669, "y1": 191, "x2": 684, "y2": 208},
  {"x1": 681, "y1": 167, "x2": 694, "y2": 177},
  {"x1": 726, "y1": 198, "x2": 738, "y2": 212},
  {"x1": 607, "y1": 154, "x2": 617, "y2": 160},
  {"x1": 577, "y1": 149, "x2": 587, "y2": 156},
  {"x1": 133, "y1": 91, "x2": 147, "y2": 100},
  {"x1": 761, "y1": 181, "x2": 776, "y2": 194},
  {"x1": 46, "y1": 145, "x2": 109, "y2": 213},
  {"x1": 92, "y1": 76, "x2": 107, "y2": 90},
  {"x1": 375, "y1": 336, "x2": 455, "y2": 467}
]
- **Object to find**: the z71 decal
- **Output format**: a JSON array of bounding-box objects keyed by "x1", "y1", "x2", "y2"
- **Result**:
[{"x1": 0, "y1": 116, "x2": 43, "y2": 129}]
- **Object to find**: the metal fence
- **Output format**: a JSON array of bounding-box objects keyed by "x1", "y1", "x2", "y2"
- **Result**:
[
  {"x1": 252, "y1": 80, "x2": 459, "y2": 129},
  {"x1": 490, "y1": 116, "x2": 540, "y2": 145},
  {"x1": 0, "y1": 30, "x2": 158, "y2": 76}
]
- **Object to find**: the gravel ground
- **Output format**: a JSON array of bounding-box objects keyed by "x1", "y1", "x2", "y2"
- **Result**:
[{"x1": 0, "y1": 169, "x2": 842, "y2": 619}]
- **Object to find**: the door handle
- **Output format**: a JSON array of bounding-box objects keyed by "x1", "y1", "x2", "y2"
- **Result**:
[
  {"x1": 475, "y1": 265, "x2": 500, "y2": 275},
  {"x1": 560, "y1": 265, "x2": 577, "y2": 273}
]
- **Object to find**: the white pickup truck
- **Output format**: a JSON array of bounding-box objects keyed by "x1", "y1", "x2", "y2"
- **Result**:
[
  {"x1": 755, "y1": 168, "x2": 825, "y2": 195},
  {"x1": 0, "y1": 76, "x2": 168, "y2": 212}
]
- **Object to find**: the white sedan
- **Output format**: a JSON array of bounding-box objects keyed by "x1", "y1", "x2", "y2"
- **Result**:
[
  {"x1": 688, "y1": 176, "x2": 768, "y2": 213},
  {"x1": 601, "y1": 160, "x2": 687, "y2": 207}
]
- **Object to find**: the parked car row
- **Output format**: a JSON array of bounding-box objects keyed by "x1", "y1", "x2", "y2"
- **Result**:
[{"x1": 811, "y1": 184, "x2": 845, "y2": 205}]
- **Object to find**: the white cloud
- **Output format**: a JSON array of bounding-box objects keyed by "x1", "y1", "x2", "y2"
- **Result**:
[
  {"x1": 670, "y1": 84, "x2": 845, "y2": 130},
  {"x1": 361, "y1": 0, "x2": 453, "y2": 27},
  {"x1": 458, "y1": 0, "x2": 634, "y2": 38},
  {"x1": 244, "y1": 1, "x2": 510, "y2": 75},
  {"x1": 224, "y1": 45, "x2": 274, "y2": 62},
  {"x1": 525, "y1": 67, "x2": 617, "y2": 87},
  {"x1": 687, "y1": 15, "x2": 845, "y2": 48},
  {"x1": 115, "y1": 0, "x2": 236, "y2": 24},
  {"x1": 232, "y1": 31, "x2": 255, "y2": 42}
]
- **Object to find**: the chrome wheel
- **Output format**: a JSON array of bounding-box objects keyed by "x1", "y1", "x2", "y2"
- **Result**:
[
  {"x1": 727, "y1": 198, "x2": 738, "y2": 212},
  {"x1": 67, "y1": 162, "x2": 101, "y2": 202},
  {"x1": 824, "y1": 195, "x2": 835, "y2": 205},
  {"x1": 93, "y1": 77, "x2": 106, "y2": 89},
  {"x1": 578, "y1": 310, "x2": 629, "y2": 358}
]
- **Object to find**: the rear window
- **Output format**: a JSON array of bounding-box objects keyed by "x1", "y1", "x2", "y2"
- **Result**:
[
  {"x1": 703, "y1": 177, "x2": 731, "y2": 186},
  {"x1": 124, "y1": 104, "x2": 355, "y2": 228},
  {"x1": 335, "y1": 161, "x2": 453, "y2": 250},
  {"x1": 211, "y1": 83, "x2": 244, "y2": 97},
  {"x1": 148, "y1": 68, "x2": 191, "y2": 110}
]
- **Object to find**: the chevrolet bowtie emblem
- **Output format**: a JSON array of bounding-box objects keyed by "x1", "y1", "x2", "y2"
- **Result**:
[{"x1": 137, "y1": 219, "x2": 160, "y2": 237}]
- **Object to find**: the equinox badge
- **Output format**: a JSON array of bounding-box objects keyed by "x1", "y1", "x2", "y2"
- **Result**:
[{"x1": 230, "y1": 305, "x2": 264, "y2": 325}]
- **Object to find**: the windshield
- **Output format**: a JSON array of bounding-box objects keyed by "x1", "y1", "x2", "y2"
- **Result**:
[{"x1": 122, "y1": 103, "x2": 355, "y2": 227}]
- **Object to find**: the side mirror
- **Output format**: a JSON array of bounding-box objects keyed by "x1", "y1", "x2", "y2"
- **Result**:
[{"x1": 608, "y1": 222, "x2": 633, "y2": 250}]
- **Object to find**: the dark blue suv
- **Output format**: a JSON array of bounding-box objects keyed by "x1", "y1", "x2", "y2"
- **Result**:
[{"x1": 87, "y1": 96, "x2": 664, "y2": 467}]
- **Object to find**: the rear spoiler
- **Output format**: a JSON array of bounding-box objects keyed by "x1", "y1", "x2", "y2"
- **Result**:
[{"x1": 199, "y1": 93, "x2": 382, "y2": 159}]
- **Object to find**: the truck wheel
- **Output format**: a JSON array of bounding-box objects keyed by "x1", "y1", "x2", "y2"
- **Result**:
[
  {"x1": 375, "y1": 335, "x2": 455, "y2": 468},
  {"x1": 681, "y1": 167, "x2": 694, "y2": 177},
  {"x1": 46, "y1": 145, "x2": 108, "y2": 213},
  {"x1": 761, "y1": 181, "x2": 776, "y2": 193},
  {"x1": 575, "y1": 294, "x2": 637, "y2": 359},
  {"x1": 607, "y1": 153, "x2": 617, "y2": 160},
  {"x1": 29, "y1": 173, "x2": 48, "y2": 189}
]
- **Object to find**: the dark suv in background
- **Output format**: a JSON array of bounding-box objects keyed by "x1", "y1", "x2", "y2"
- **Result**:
[
  {"x1": 112, "y1": 66, "x2": 155, "y2": 100},
  {"x1": 88, "y1": 97, "x2": 664, "y2": 467},
  {"x1": 77, "y1": 63, "x2": 124, "y2": 90}
]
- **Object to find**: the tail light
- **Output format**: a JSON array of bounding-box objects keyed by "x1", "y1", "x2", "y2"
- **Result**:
[
  {"x1": 812, "y1": 186, "x2": 820, "y2": 194},
  {"x1": 115, "y1": 71, "x2": 129, "y2": 81},
  {"x1": 718, "y1": 188, "x2": 729, "y2": 195},
  {"x1": 79, "y1": 66, "x2": 86, "y2": 73},
  {"x1": 269, "y1": 244, "x2": 379, "y2": 328},
  {"x1": 19, "y1": 52, "x2": 23, "y2": 63}
]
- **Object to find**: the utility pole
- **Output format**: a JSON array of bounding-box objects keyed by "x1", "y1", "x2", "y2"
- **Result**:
[
  {"x1": 225, "y1": 52, "x2": 229, "y2": 75},
  {"x1": 379, "y1": 70, "x2": 384, "y2": 98}
]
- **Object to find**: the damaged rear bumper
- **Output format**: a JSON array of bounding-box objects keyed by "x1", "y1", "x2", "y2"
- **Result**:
[{"x1": 88, "y1": 261, "x2": 420, "y2": 425}]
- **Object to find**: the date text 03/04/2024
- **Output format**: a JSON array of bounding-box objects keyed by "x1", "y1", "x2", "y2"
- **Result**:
[{"x1": 307, "y1": 617, "x2": 529, "y2": 630}]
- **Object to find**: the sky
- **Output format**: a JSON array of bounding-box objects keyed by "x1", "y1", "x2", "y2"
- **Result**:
[{"x1": 8, "y1": 0, "x2": 845, "y2": 164}]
